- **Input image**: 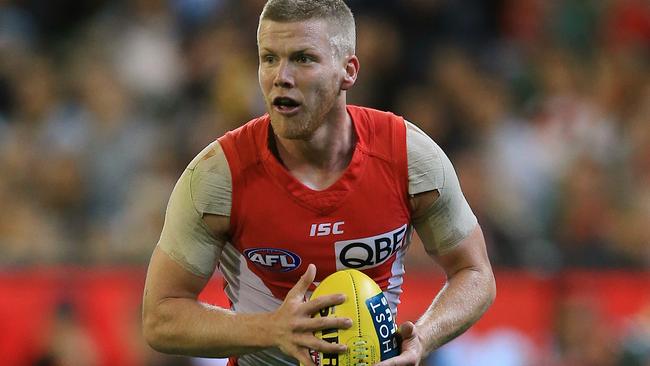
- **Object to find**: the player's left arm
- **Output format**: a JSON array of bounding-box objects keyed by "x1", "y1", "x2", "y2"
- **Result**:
[
  {"x1": 378, "y1": 194, "x2": 495, "y2": 366},
  {"x1": 375, "y1": 122, "x2": 496, "y2": 365}
]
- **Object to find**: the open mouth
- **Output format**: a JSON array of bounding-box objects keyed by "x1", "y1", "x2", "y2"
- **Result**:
[{"x1": 272, "y1": 96, "x2": 301, "y2": 114}]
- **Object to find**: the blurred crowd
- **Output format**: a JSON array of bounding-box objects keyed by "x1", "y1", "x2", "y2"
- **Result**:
[
  {"x1": 1, "y1": 0, "x2": 648, "y2": 270},
  {"x1": 1, "y1": 0, "x2": 649, "y2": 365}
]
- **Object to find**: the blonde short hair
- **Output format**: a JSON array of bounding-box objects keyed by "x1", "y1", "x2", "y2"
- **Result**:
[{"x1": 259, "y1": 0, "x2": 356, "y2": 57}]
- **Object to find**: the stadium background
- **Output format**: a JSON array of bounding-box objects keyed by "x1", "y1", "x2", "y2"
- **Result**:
[{"x1": 0, "y1": 0, "x2": 648, "y2": 365}]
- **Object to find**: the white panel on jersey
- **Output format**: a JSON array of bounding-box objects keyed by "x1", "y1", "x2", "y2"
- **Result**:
[
  {"x1": 219, "y1": 243, "x2": 282, "y2": 313},
  {"x1": 218, "y1": 243, "x2": 296, "y2": 365},
  {"x1": 384, "y1": 225, "x2": 413, "y2": 316}
]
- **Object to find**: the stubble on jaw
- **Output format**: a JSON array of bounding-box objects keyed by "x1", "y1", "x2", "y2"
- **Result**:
[{"x1": 269, "y1": 77, "x2": 342, "y2": 141}]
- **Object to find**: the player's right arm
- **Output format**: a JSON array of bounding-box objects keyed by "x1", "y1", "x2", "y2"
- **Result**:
[
  {"x1": 143, "y1": 246, "x2": 349, "y2": 362},
  {"x1": 142, "y1": 142, "x2": 350, "y2": 365}
]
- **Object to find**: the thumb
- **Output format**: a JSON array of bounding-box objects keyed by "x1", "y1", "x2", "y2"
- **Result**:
[
  {"x1": 398, "y1": 321, "x2": 415, "y2": 339},
  {"x1": 288, "y1": 263, "x2": 316, "y2": 298}
]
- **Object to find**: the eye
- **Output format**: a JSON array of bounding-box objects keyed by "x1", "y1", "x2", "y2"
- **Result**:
[
  {"x1": 261, "y1": 54, "x2": 276, "y2": 64},
  {"x1": 296, "y1": 54, "x2": 313, "y2": 64}
]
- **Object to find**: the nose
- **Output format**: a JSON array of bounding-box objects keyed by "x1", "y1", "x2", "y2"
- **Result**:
[{"x1": 273, "y1": 60, "x2": 294, "y2": 88}]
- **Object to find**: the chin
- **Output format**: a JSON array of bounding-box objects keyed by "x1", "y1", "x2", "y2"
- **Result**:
[
  {"x1": 270, "y1": 115, "x2": 316, "y2": 140},
  {"x1": 275, "y1": 127, "x2": 313, "y2": 140}
]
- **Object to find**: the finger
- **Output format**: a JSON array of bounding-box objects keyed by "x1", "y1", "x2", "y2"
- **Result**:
[
  {"x1": 398, "y1": 321, "x2": 415, "y2": 339},
  {"x1": 287, "y1": 264, "x2": 316, "y2": 299},
  {"x1": 374, "y1": 350, "x2": 419, "y2": 366},
  {"x1": 303, "y1": 293, "x2": 347, "y2": 315},
  {"x1": 293, "y1": 347, "x2": 316, "y2": 366},
  {"x1": 373, "y1": 359, "x2": 393, "y2": 366},
  {"x1": 374, "y1": 357, "x2": 395, "y2": 366},
  {"x1": 373, "y1": 354, "x2": 415, "y2": 366},
  {"x1": 295, "y1": 315, "x2": 352, "y2": 332},
  {"x1": 303, "y1": 337, "x2": 348, "y2": 354}
]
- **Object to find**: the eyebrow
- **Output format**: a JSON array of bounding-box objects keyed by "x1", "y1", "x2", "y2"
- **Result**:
[{"x1": 259, "y1": 47, "x2": 318, "y2": 55}]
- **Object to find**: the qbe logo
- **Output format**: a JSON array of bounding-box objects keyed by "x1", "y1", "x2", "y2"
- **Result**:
[
  {"x1": 244, "y1": 248, "x2": 301, "y2": 272},
  {"x1": 334, "y1": 224, "x2": 408, "y2": 270}
]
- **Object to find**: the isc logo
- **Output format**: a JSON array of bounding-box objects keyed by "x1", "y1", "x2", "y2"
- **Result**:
[
  {"x1": 334, "y1": 224, "x2": 408, "y2": 270},
  {"x1": 309, "y1": 221, "x2": 344, "y2": 237},
  {"x1": 244, "y1": 248, "x2": 301, "y2": 272}
]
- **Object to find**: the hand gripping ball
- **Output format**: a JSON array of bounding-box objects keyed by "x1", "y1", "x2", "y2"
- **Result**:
[{"x1": 306, "y1": 269, "x2": 399, "y2": 366}]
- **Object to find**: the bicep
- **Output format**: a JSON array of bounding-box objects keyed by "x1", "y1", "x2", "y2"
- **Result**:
[
  {"x1": 410, "y1": 179, "x2": 477, "y2": 257},
  {"x1": 432, "y1": 225, "x2": 491, "y2": 277},
  {"x1": 144, "y1": 246, "x2": 211, "y2": 307}
]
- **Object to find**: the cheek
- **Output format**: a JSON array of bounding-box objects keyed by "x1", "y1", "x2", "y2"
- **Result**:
[
  {"x1": 312, "y1": 71, "x2": 338, "y2": 93},
  {"x1": 258, "y1": 68, "x2": 271, "y2": 92},
  {"x1": 316, "y1": 74, "x2": 341, "y2": 99}
]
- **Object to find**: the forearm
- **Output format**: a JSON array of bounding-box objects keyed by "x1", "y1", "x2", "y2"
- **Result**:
[
  {"x1": 143, "y1": 297, "x2": 273, "y2": 357},
  {"x1": 415, "y1": 265, "x2": 495, "y2": 354}
]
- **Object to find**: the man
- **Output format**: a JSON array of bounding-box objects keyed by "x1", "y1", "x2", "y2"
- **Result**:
[{"x1": 142, "y1": 1, "x2": 496, "y2": 365}]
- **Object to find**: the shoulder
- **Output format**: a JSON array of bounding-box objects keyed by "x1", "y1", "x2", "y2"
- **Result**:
[
  {"x1": 348, "y1": 105, "x2": 404, "y2": 124},
  {"x1": 185, "y1": 140, "x2": 233, "y2": 217},
  {"x1": 187, "y1": 140, "x2": 230, "y2": 176},
  {"x1": 218, "y1": 114, "x2": 270, "y2": 169},
  {"x1": 349, "y1": 105, "x2": 407, "y2": 157},
  {"x1": 219, "y1": 114, "x2": 269, "y2": 144},
  {"x1": 405, "y1": 120, "x2": 443, "y2": 162},
  {"x1": 405, "y1": 120, "x2": 446, "y2": 194}
]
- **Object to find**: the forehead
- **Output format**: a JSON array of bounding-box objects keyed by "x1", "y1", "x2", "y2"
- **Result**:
[{"x1": 258, "y1": 19, "x2": 334, "y2": 52}]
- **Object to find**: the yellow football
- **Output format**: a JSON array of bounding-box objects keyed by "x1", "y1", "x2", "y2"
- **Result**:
[{"x1": 307, "y1": 269, "x2": 399, "y2": 366}]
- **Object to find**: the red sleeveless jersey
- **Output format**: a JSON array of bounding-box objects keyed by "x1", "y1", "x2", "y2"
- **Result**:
[{"x1": 218, "y1": 105, "x2": 411, "y2": 305}]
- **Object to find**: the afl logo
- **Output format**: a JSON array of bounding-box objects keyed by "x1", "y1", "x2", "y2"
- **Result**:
[{"x1": 244, "y1": 248, "x2": 301, "y2": 272}]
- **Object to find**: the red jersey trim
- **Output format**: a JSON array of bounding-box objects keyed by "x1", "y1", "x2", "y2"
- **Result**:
[{"x1": 217, "y1": 115, "x2": 267, "y2": 239}]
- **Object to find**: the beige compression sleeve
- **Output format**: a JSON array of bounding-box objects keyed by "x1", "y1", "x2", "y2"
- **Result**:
[
  {"x1": 156, "y1": 141, "x2": 233, "y2": 277},
  {"x1": 406, "y1": 121, "x2": 478, "y2": 255}
]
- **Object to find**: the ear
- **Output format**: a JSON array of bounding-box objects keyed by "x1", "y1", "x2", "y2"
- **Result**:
[{"x1": 341, "y1": 55, "x2": 359, "y2": 90}]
